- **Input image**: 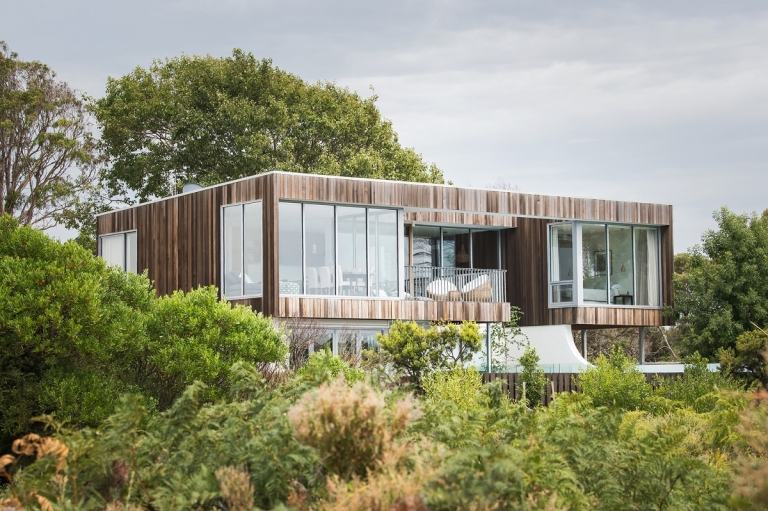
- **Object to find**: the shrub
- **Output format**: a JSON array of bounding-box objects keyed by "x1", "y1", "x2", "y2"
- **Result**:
[
  {"x1": 296, "y1": 349, "x2": 364, "y2": 387},
  {"x1": 719, "y1": 328, "x2": 768, "y2": 389},
  {"x1": 143, "y1": 286, "x2": 287, "y2": 406},
  {"x1": 288, "y1": 379, "x2": 419, "y2": 479},
  {"x1": 579, "y1": 347, "x2": 652, "y2": 410},
  {"x1": 518, "y1": 345, "x2": 547, "y2": 408},
  {"x1": 422, "y1": 367, "x2": 485, "y2": 413},
  {"x1": 377, "y1": 320, "x2": 482, "y2": 388},
  {"x1": 656, "y1": 352, "x2": 743, "y2": 411}
]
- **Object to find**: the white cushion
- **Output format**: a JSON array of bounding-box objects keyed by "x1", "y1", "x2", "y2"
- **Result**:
[
  {"x1": 461, "y1": 274, "x2": 490, "y2": 293},
  {"x1": 426, "y1": 279, "x2": 459, "y2": 299}
]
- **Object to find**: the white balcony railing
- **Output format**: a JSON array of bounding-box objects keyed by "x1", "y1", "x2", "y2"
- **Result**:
[{"x1": 404, "y1": 266, "x2": 507, "y2": 303}]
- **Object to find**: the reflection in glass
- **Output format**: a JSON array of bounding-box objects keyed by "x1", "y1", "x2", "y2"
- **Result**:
[
  {"x1": 304, "y1": 204, "x2": 335, "y2": 295},
  {"x1": 472, "y1": 229, "x2": 500, "y2": 269},
  {"x1": 279, "y1": 202, "x2": 303, "y2": 294},
  {"x1": 413, "y1": 225, "x2": 441, "y2": 267},
  {"x1": 442, "y1": 227, "x2": 471, "y2": 268},
  {"x1": 608, "y1": 225, "x2": 633, "y2": 304},
  {"x1": 243, "y1": 202, "x2": 263, "y2": 295},
  {"x1": 223, "y1": 206, "x2": 243, "y2": 297},
  {"x1": 581, "y1": 224, "x2": 608, "y2": 303},
  {"x1": 337, "y1": 206, "x2": 367, "y2": 296},
  {"x1": 368, "y1": 208, "x2": 398, "y2": 297}
]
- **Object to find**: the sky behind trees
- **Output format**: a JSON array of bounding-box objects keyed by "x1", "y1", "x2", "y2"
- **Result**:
[{"x1": 3, "y1": 0, "x2": 767, "y2": 250}]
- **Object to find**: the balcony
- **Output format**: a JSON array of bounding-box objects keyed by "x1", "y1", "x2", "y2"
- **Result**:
[{"x1": 404, "y1": 265, "x2": 507, "y2": 303}]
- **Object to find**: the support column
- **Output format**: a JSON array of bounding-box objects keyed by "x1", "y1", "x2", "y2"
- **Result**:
[
  {"x1": 638, "y1": 326, "x2": 647, "y2": 365},
  {"x1": 485, "y1": 324, "x2": 492, "y2": 373},
  {"x1": 581, "y1": 330, "x2": 588, "y2": 361}
]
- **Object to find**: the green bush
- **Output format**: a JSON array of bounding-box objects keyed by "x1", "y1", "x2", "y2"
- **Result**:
[
  {"x1": 295, "y1": 349, "x2": 364, "y2": 387},
  {"x1": 377, "y1": 320, "x2": 482, "y2": 388},
  {"x1": 719, "y1": 328, "x2": 768, "y2": 388},
  {"x1": 0, "y1": 216, "x2": 286, "y2": 443},
  {"x1": 143, "y1": 287, "x2": 287, "y2": 406},
  {"x1": 518, "y1": 345, "x2": 547, "y2": 408},
  {"x1": 656, "y1": 352, "x2": 743, "y2": 411},
  {"x1": 579, "y1": 347, "x2": 652, "y2": 410}
]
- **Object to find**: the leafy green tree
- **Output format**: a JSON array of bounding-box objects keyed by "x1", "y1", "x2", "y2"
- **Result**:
[
  {"x1": 674, "y1": 208, "x2": 768, "y2": 358},
  {"x1": 0, "y1": 42, "x2": 99, "y2": 230},
  {"x1": 295, "y1": 349, "x2": 364, "y2": 387},
  {"x1": 94, "y1": 49, "x2": 444, "y2": 202},
  {"x1": 719, "y1": 328, "x2": 768, "y2": 389},
  {"x1": 377, "y1": 321, "x2": 482, "y2": 388},
  {"x1": 518, "y1": 346, "x2": 547, "y2": 408}
]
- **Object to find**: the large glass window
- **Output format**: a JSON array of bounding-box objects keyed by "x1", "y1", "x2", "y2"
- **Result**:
[
  {"x1": 337, "y1": 206, "x2": 368, "y2": 296},
  {"x1": 304, "y1": 204, "x2": 335, "y2": 295},
  {"x1": 634, "y1": 227, "x2": 660, "y2": 306},
  {"x1": 368, "y1": 208, "x2": 399, "y2": 297},
  {"x1": 243, "y1": 203, "x2": 263, "y2": 296},
  {"x1": 413, "y1": 225, "x2": 441, "y2": 267},
  {"x1": 581, "y1": 223, "x2": 608, "y2": 303},
  {"x1": 608, "y1": 225, "x2": 634, "y2": 304},
  {"x1": 549, "y1": 223, "x2": 574, "y2": 304},
  {"x1": 442, "y1": 227, "x2": 471, "y2": 268},
  {"x1": 472, "y1": 229, "x2": 501, "y2": 270},
  {"x1": 222, "y1": 202, "x2": 263, "y2": 298},
  {"x1": 279, "y1": 202, "x2": 304, "y2": 294},
  {"x1": 278, "y1": 201, "x2": 400, "y2": 298},
  {"x1": 99, "y1": 231, "x2": 137, "y2": 273},
  {"x1": 548, "y1": 222, "x2": 661, "y2": 307}
]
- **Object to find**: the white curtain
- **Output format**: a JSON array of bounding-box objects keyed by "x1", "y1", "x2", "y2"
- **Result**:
[
  {"x1": 550, "y1": 227, "x2": 560, "y2": 280},
  {"x1": 646, "y1": 229, "x2": 660, "y2": 306}
]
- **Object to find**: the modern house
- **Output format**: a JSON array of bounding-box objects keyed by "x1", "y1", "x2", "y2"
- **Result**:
[{"x1": 96, "y1": 171, "x2": 673, "y2": 369}]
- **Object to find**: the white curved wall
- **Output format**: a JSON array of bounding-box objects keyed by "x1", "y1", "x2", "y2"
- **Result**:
[{"x1": 500, "y1": 325, "x2": 591, "y2": 373}]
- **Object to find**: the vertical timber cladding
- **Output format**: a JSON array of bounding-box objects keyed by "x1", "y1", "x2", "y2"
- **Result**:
[{"x1": 507, "y1": 216, "x2": 674, "y2": 328}]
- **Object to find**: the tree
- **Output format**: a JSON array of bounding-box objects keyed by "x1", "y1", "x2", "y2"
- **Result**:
[
  {"x1": 94, "y1": 49, "x2": 444, "y2": 203},
  {"x1": 0, "y1": 42, "x2": 98, "y2": 229},
  {"x1": 518, "y1": 346, "x2": 547, "y2": 408},
  {"x1": 674, "y1": 208, "x2": 768, "y2": 358},
  {"x1": 719, "y1": 328, "x2": 768, "y2": 389}
]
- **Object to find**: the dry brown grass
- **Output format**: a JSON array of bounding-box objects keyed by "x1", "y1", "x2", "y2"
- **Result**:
[{"x1": 215, "y1": 465, "x2": 255, "y2": 511}]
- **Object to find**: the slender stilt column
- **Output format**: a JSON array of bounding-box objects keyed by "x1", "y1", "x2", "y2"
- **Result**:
[
  {"x1": 638, "y1": 326, "x2": 647, "y2": 365},
  {"x1": 581, "y1": 330, "x2": 588, "y2": 361}
]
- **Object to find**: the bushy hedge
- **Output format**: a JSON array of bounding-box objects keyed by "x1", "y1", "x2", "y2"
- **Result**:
[{"x1": 0, "y1": 216, "x2": 286, "y2": 445}]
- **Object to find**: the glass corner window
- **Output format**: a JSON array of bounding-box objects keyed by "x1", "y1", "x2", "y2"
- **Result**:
[
  {"x1": 548, "y1": 221, "x2": 661, "y2": 308},
  {"x1": 99, "y1": 231, "x2": 137, "y2": 273}
]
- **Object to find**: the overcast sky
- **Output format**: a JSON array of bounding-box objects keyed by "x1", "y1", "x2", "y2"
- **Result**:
[{"x1": 3, "y1": 0, "x2": 768, "y2": 250}]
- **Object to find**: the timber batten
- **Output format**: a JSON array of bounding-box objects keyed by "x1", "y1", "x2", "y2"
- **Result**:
[{"x1": 97, "y1": 171, "x2": 674, "y2": 326}]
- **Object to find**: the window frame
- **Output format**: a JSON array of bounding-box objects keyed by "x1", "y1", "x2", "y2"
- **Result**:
[
  {"x1": 220, "y1": 200, "x2": 264, "y2": 300},
  {"x1": 279, "y1": 200, "x2": 403, "y2": 299},
  {"x1": 98, "y1": 230, "x2": 137, "y2": 273},
  {"x1": 547, "y1": 221, "x2": 662, "y2": 309}
]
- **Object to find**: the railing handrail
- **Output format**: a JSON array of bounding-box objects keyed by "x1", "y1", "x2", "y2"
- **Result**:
[{"x1": 404, "y1": 265, "x2": 507, "y2": 303}]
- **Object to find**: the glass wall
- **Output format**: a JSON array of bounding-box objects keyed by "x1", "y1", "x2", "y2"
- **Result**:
[
  {"x1": 337, "y1": 206, "x2": 368, "y2": 296},
  {"x1": 413, "y1": 225, "x2": 441, "y2": 267},
  {"x1": 222, "y1": 202, "x2": 263, "y2": 298},
  {"x1": 548, "y1": 222, "x2": 661, "y2": 307},
  {"x1": 243, "y1": 202, "x2": 263, "y2": 296},
  {"x1": 634, "y1": 227, "x2": 660, "y2": 306},
  {"x1": 608, "y1": 225, "x2": 634, "y2": 304},
  {"x1": 472, "y1": 229, "x2": 501, "y2": 269},
  {"x1": 99, "y1": 231, "x2": 137, "y2": 273},
  {"x1": 549, "y1": 223, "x2": 574, "y2": 304},
  {"x1": 581, "y1": 223, "x2": 608, "y2": 303},
  {"x1": 304, "y1": 204, "x2": 335, "y2": 295},
  {"x1": 368, "y1": 208, "x2": 399, "y2": 297},
  {"x1": 441, "y1": 227, "x2": 471, "y2": 268},
  {"x1": 278, "y1": 201, "x2": 400, "y2": 297},
  {"x1": 279, "y1": 202, "x2": 303, "y2": 294}
]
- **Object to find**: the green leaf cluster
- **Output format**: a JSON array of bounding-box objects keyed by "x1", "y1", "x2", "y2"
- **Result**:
[
  {"x1": 94, "y1": 49, "x2": 444, "y2": 202},
  {"x1": 0, "y1": 215, "x2": 286, "y2": 445}
]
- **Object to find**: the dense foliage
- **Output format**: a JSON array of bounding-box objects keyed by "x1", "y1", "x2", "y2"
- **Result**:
[
  {"x1": 377, "y1": 320, "x2": 482, "y2": 389},
  {"x1": 674, "y1": 208, "x2": 768, "y2": 358},
  {"x1": 0, "y1": 216, "x2": 286, "y2": 446},
  {"x1": 1, "y1": 351, "x2": 764, "y2": 510},
  {"x1": 93, "y1": 49, "x2": 444, "y2": 203}
]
